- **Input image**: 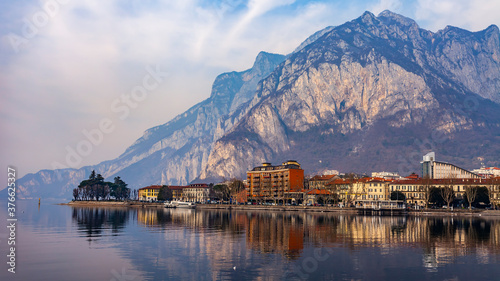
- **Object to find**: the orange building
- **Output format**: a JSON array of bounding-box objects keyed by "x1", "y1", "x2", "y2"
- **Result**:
[{"x1": 247, "y1": 160, "x2": 304, "y2": 200}]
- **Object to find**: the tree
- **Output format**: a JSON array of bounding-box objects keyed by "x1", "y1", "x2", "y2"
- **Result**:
[
  {"x1": 440, "y1": 186, "x2": 455, "y2": 209},
  {"x1": 473, "y1": 186, "x2": 490, "y2": 207},
  {"x1": 344, "y1": 173, "x2": 357, "y2": 207},
  {"x1": 390, "y1": 191, "x2": 406, "y2": 201},
  {"x1": 441, "y1": 175, "x2": 456, "y2": 209},
  {"x1": 229, "y1": 179, "x2": 246, "y2": 204},
  {"x1": 213, "y1": 184, "x2": 230, "y2": 201},
  {"x1": 421, "y1": 176, "x2": 433, "y2": 209},
  {"x1": 77, "y1": 170, "x2": 112, "y2": 201},
  {"x1": 429, "y1": 187, "x2": 444, "y2": 207},
  {"x1": 317, "y1": 196, "x2": 325, "y2": 205},
  {"x1": 110, "y1": 176, "x2": 130, "y2": 201},
  {"x1": 157, "y1": 185, "x2": 173, "y2": 201},
  {"x1": 464, "y1": 186, "x2": 478, "y2": 210},
  {"x1": 73, "y1": 188, "x2": 80, "y2": 201}
]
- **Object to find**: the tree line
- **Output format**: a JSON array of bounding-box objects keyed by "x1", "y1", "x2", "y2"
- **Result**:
[{"x1": 73, "y1": 170, "x2": 136, "y2": 201}]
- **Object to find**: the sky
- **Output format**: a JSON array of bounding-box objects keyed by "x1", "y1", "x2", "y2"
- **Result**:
[{"x1": 1, "y1": 0, "x2": 500, "y2": 187}]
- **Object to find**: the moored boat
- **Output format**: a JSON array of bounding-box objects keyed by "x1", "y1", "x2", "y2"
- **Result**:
[{"x1": 165, "y1": 201, "x2": 196, "y2": 209}]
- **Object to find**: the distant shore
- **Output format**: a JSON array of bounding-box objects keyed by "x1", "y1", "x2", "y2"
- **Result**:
[
  {"x1": 59, "y1": 201, "x2": 164, "y2": 208},
  {"x1": 58, "y1": 201, "x2": 500, "y2": 217}
]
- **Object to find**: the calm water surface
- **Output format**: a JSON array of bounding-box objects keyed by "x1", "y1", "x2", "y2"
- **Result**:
[{"x1": 1, "y1": 200, "x2": 500, "y2": 281}]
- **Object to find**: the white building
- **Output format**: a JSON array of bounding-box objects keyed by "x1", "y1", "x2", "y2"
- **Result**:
[
  {"x1": 371, "y1": 171, "x2": 400, "y2": 180},
  {"x1": 471, "y1": 167, "x2": 500, "y2": 178},
  {"x1": 421, "y1": 152, "x2": 480, "y2": 179}
]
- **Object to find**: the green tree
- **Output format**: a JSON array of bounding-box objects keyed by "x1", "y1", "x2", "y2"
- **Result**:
[
  {"x1": 390, "y1": 191, "x2": 406, "y2": 201},
  {"x1": 429, "y1": 187, "x2": 444, "y2": 207},
  {"x1": 213, "y1": 184, "x2": 230, "y2": 201},
  {"x1": 157, "y1": 185, "x2": 173, "y2": 201},
  {"x1": 77, "y1": 170, "x2": 111, "y2": 201},
  {"x1": 110, "y1": 176, "x2": 130, "y2": 201}
]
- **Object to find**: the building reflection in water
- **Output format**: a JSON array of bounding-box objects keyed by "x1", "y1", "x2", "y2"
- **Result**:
[{"x1": 73, "y1": 206, "x2": 500, "y2": 272}]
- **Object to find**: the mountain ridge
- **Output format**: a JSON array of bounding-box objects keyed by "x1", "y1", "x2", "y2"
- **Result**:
[{"x1": 15, "y1": 11, "x2": 500, "y2": 199}]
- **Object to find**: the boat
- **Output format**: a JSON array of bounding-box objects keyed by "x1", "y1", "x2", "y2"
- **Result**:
[{"x1": 164, "y1": 201, "x2": 196, "y2": 209}]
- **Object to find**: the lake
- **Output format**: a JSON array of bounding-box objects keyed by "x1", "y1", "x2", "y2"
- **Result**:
[{"x1": 1, "y1": 200, "x2": 500, "y2": 281}]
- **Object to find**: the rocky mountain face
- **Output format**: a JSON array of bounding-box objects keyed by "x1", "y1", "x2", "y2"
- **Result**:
[
  {"x1": 200, "y1": 10, "x2": 500, "y2": 180},
  {"x1": 16, "y1": 10, "x2": 500, "y2": 199}
]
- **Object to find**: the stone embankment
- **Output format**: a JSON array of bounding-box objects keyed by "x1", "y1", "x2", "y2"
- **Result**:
[
  {"x1": 60, "y1": 201, "x2": 500, "y2": 217},
  {"x1": 61, "y1": 201, "x2": 164, "y2": 208}
]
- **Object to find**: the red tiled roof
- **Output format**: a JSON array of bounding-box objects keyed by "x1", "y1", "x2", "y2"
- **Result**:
[{"x1": 306, "y1": 189, "x2": 331, "y2": 195}]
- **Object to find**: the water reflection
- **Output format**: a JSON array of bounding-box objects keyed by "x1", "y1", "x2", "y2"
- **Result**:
[
  {"x1": 72, "y1": 207, "x2": 132, "y2": 241},
  {"x1": 70, "y1": 206, "x2": 500, "y2": 279}
]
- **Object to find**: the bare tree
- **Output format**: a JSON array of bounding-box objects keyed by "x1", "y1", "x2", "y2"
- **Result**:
[
  {"x1": 464, "y1": 186, "x2": 478, "y2": 210},
  {"x1": 73, "y1": 188, "x2": 80, "y2": 201},
  {"x1": 441, "y1": 175, "x2": 455, "y2": 209},
  {"x1": 229, "y1": 178, "x2": 246, "y2": 204},
  {"x1": 421, "y1": 175, "x2": 433, "y2": 209}
]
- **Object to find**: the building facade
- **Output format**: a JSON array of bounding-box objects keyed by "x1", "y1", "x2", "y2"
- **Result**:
[
  {"x1": 472, "y1": 167, "x2": 500, "y2": 178},
  {"x1": 421, "y1": 152, "x2": 480, "y2": 179},
  {"x1": 182, "y1": 184, "x2": 210, "y2": 202},
  {"x1": 247, "y1": 161, "x2": 304, "y2": 200},
  {"x1": 138, "y1": 185, "x2": 162, "y2": 201},
  {"x1": 309, "y1": 175, "x2": 337, "y2": 189}
]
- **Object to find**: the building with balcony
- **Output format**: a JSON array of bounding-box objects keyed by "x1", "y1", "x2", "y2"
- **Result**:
[{"x1": 247, "y1": 160, "x2": 304, "y2": 201}]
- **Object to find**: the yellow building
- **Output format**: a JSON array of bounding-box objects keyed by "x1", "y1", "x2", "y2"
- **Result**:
[{"x1": 138, "y1": 185, "x2": 162, "y2": 201}]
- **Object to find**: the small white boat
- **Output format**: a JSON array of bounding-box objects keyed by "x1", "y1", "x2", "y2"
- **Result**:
[{"x1": 164, "y1": 201, "x2": 196, "y2": 209}]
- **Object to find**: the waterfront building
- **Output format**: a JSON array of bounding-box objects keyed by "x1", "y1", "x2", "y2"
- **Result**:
[
  {"x1": 183, "y1": 183, "x2": 210, "y2": 202},
  {"x1": 304, "y1": 189, "x2": 331, "y2": 205},
  {"x1": 167, "y1": 186, "x2": 183, "y2": 200},
  {"x1": 389, "y1": 177, "x2": 500, "y2": 207},
  {"x1": 389, "y1": 180, "x2": 425, "y2": 207},
  {"x1": 138, "y1": 185, "x2": 162, "y2": 201},
  {"x1": 247, "y1": 160, "x2": 304, "y2": 201},
  {"x1": 364, "y1": 178, "x2": 391, "y2": 201},
  {"x1": 308, "y1": 174, "x2": 337, "y2": 189},
  {"x1": 421, "y1": 152, "x2": 480, "y2": 179}
]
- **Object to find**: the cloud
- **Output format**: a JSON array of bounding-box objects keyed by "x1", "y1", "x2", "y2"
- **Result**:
[
  {"x1": 0, "y1": 0, "x2": 344, "y2": 180},
  {"x1": 415, "y1": 0, "x2": 500, "y2": 31},
  {"x1": 369, "y1": 0, "x2": 402, "y2": 15}
]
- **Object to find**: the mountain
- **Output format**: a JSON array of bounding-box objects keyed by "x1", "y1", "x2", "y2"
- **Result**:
[
  {"x1": 199, "y1": 10, "x2": 500, "y2": 180},
  {"x1": 16, "y1": 10, "x2": 500, "y2": 199}
]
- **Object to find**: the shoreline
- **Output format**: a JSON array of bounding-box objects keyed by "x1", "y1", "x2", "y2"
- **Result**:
[{"x1": 58, "y1": 201, "x2": 500, "y2": 217}]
